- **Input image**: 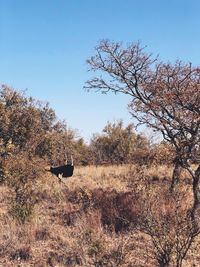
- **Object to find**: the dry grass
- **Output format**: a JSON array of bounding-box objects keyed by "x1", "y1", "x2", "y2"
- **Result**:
[{"x1": 0, "y1": 164, "x2": 199, "y2": 267}]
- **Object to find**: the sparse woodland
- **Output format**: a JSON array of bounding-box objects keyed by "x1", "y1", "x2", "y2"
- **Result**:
[{"x1": 0, "y1": 40, "x2": 200, "y2": 266}]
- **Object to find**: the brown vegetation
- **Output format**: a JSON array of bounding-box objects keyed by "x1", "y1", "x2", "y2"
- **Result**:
[
  {"x1": 0, "y1": 85, "x2": 199, "y2": 266},
  {"x1": 0, "y1": 165, "x2": 199, "y2": 267}
]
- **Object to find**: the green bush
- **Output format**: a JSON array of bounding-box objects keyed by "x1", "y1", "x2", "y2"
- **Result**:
[{"x1": 10, "y1": 202, "x2": 33, "y2": 224}]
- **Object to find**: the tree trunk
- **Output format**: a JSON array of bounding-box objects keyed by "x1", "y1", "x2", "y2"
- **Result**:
[
  {"x1": 191, "y1": 165, "x2": 200, "y2": 231},
  {"x1": 170, "y1": 159, "x2": 182, "y2": 193},
  {"x1": 176, "y1": 257, "x2": 183, "y2": 267}
]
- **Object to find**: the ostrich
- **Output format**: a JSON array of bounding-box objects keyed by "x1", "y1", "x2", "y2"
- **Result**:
[{"x1": 47, "y1": 155, "x2": 74, "y2": 179}]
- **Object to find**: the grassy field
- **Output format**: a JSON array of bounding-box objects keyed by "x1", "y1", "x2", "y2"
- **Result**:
[{"x1": 0, "y1": 164, "x2": 199, "y2": 267}]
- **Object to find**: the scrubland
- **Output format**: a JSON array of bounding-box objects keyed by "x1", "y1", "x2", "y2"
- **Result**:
[{"x1": 0, "y1": 164, "x2": 199, "y2": 267}]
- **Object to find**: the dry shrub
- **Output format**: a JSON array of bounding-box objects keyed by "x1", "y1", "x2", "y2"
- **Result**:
[
  {"x1": 47, "y1": 251, "x2": 82, "y2": 266},
  {"x1": 62, "y1": 210, "x2": 79, "y2": 227},
  {"x1": 69, "y1": 187, "x2": 142, "y2": 233},
  {"x1": 2, "y1": 153, "x2": 45, "y2": 223},
  {"x1": 0, "y1": 214, "x2": 14, "y2": 258},
  {"x1": 139, "y1": 187, "x2": 199, "y2": 267},
  {"x1": 92, "y1": 188, "x2": 142, "y2": 232},
  {"x1": 72, "y1": 211, "x2": 112, "y2": 266},
  {"x1": 35, "y1": 228, "x2": 49, "y2": 241},
  {"x1": 68, "y1": 165, "x2": 199, "y2": 266},
  {"x1": 68, "y1": 187, "x2": 93, "y2": 211},
  {"x1": 70, "y1": 210, "x2": 150, "y2": 267},
  {"x1": 10, "y1": 201, "x2": 33, "y2": 224},
  {"x1": 10, "y1": 246, "x2": 31, "y2": 261},
  {"x1": 4, "y1": 153, "x2": 44, "y2": 188}
]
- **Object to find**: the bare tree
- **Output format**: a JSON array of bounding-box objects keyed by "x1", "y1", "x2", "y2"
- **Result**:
[{"x1": 85, "y1": 40, "x2": 200, "y2": 230}]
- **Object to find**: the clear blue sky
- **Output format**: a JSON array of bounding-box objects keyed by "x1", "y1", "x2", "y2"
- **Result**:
[{"x1": 0, "y1": 0, "x2": 199, "y2": 142}]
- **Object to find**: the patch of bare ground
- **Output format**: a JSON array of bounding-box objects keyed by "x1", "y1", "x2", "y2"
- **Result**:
[{"x1": 0, "y1": 164, "x2": 199, "y2": 266}]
